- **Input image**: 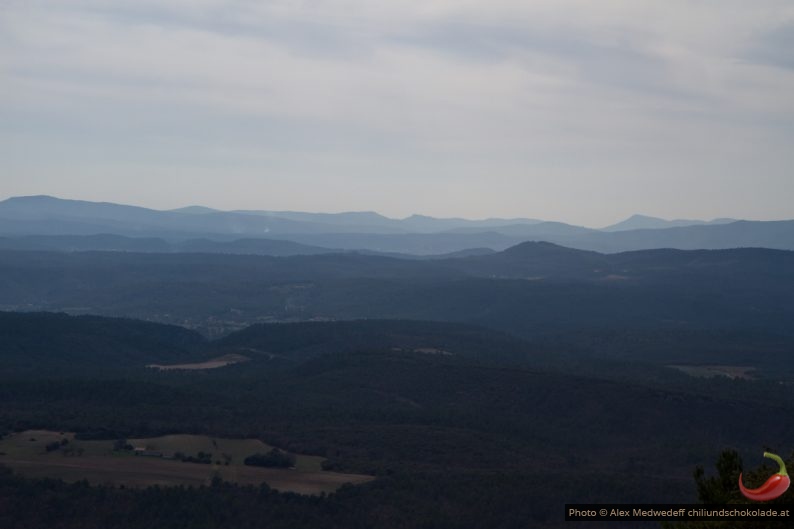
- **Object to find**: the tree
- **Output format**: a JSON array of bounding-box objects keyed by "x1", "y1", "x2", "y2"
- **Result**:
[
  {"x1": 669, "y1": 449, "x2": 794, "y2": 529},
  {"x1": 113, "y1": 438, "x2": 132, "y2": 451},
  {"x1": 244, "y1": 448, "x2": 296, "y2": 468},
  {"x1": 694, "y1": 449, "x2": 743, "y2": 504}
]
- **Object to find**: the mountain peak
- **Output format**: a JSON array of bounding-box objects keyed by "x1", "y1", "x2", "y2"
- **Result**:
[
  {"x1": 604, "y1": 214, "x2": 693, "y2": 232},
  {"x1": 502, "y1": 241, "x2": 591, "y2": 257},
  {"x1": 2, "y1": 194, "x2": 61, "y2": 204},
  {"x1": 627, "y1": 214, "x2": 659, "y2": 221},
  {"x1": 603, "y1": 214, "x2": 739, "y2": 232},
  {"x1": 170, "y1": 206, "x2": 220, "y2": 215}
]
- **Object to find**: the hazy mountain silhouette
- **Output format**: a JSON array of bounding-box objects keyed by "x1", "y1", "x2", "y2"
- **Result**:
[
  {"x1": 581, "y1": 220, "x2": 794, "y2": 252},
  {"x1": 0, "y1": 234, "x2": 338, "y2": 256},
  {"x1": 0, "y1": 234, "x2": 173, "y2": 253},
  {"x1": 0, "y1": 196, "x2": 545, "y2": 239},
  {"x1": 602, "y1": 214, "x2": 737, "y2": 232},
  {"x1": 1, "y1": 195, "x2": 792, "y2": 254},
  {"x1": 169, "y1": 206, "x2": 220, "y2": 215}
]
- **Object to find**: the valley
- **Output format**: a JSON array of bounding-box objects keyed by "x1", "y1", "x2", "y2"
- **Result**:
[
  {"x1": 1, "y1": 234, "x2": 793, "y2": 528},
  {"x1": 3, "y1": 0, "x2": 791, "y2": 523}
]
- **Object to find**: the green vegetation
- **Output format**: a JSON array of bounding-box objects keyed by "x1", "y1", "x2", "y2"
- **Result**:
[
  {"x1": 668, "y1": 450, "x2": 794, "y2": 529},
  {"x1": 1, "y1": 245, "x2": 792, "y2": 342},
  {"x1": 0, "y1": 431, "x2": 362, "y2": 494},
  {"x1": 0, "y1": 311, "x2": 205, "y2": 374},
  {"x1": 0, "y1": 240, "x2": 792, "y2": 528},
  {"x1": 245, "y1": 449, "x2": 296, "y2": 468}
]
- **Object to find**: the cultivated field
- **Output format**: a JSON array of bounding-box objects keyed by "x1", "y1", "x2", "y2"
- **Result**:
[
  {"x1": 146, "y1": 353, "x2": 250, "y2": 370},
  {"x1": 667, "y1": 364, "x2": 757, "y2": 380},
  {"x1": 0, "y1": 430, "x2": 372, "y2": 494}
]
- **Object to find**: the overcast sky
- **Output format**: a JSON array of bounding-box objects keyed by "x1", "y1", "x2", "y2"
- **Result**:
[{"x1": 1, "y1": 1, "x2": 793, "y2": 226}]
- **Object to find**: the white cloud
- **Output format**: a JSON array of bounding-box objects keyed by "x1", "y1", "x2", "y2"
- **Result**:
[{"x1": 1, "y1": 1, "x2": 792, "y2": 223}]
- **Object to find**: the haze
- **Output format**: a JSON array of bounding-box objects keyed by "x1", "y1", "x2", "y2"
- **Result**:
[{"x1": 1, "y1": 1, "x2": 793, "y2": 226}]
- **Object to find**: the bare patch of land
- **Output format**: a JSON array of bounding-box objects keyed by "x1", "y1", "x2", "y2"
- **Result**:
[
  {"x1": 414, "y1": 347, "x2": 453, "y2": 355},
  {"x1": 2, "y1": 456, "x2": 372, "y2": 494},
  {"x1": 147, "y1": 353, "x2": 249, "y2": 371},
  {"x1": 390, "y1": 347, "x2": 453, "y2": 356},
  {"x1": 667, "y1": 364, "x2": 757, "y2": 380},
  {"x1": 0, "y1": 431, "x2": 373, "y2": 494}
]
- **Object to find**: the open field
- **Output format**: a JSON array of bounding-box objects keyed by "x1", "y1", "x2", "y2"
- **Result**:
[
  {"x1": 146, "y1": 353, "x2": 250, "y2": 371},
  {"x1": 667, "y1": 364, "x2": 757, "y2": 380},
  {"x1": 127, "y1": 433, "x2": 325, "y2": 472},
  {"x1": 0, "y1": 431, "x2": 371, "y2": 494}
]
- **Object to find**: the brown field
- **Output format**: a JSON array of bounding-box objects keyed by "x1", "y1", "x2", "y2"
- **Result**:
[
  {"x1": 147, "y1": 353, "x2": 250, "y2": 371},
  {"x1": 0, "y1": 431, "x2": 373, "y2": 494},
  {"x1": 667, "y1": 364, "x2": 757, "y2": 380},
  {"x1": 126, "y1": 433, "x2": 325, "y2": 472},
  {"x1": 413, "y1": 347, "x2": 453, "y2": 355},
  {"x1": 390, "y1": 347, "x2": 453, "y2": 356}
]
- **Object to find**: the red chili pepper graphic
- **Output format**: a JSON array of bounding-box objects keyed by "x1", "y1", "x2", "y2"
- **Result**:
[{"x1": 739, "y1": 452, "x2": 790, "y2": 502}]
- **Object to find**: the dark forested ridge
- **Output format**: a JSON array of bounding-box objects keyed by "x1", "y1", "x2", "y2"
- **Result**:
[
  {"x1": 1, "y1": 244, "x2": 792, "y2": 341},
  {"x1": 2, "y1": 312, "x2": 794, "y2": 527},
  {"x1": 216, "y1": 319, "x2": 539, "y2": 365},
  {"x1": 1, "y1": 239, "x2": 793, "y2": 528},
  {"x1": 0, "y1": 311, "x2": 205, "y2": 373}
]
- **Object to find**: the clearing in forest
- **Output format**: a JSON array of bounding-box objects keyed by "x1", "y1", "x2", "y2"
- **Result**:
[{"x1": 0, "y1": 430, "x2": 373, "y2": 494}]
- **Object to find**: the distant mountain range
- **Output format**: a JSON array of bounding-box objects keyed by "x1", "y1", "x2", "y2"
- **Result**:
[
  {"x1": 0, "y1": 195, "x2": 791, "y2": 254},
  {"x1": 600, "y1": 214, "x2": 737, "y2": 232},
  {"x1": 0, "y1": 196, "x2": 542, "y2": 236},
  {"x1": 0, "y1": 234, "x2": 338, "y2": 257}
]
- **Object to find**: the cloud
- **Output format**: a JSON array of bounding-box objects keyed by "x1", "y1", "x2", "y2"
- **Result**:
[
  {"x1": 746, "y1": 23, "x2": 794, "y2": 71},
  {"x1": 0, "y1": 1, "x2": 793, "y2": 223}
]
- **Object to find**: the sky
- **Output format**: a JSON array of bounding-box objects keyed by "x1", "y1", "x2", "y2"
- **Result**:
[{"x1": 1, "y1": 0, "x2": 793, "y2": 227}]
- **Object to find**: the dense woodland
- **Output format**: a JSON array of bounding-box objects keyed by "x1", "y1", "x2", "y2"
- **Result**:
[
  {"x1": 2, "y1": 244, "x2": 794, "y2": 527},
  {"x1": 1, "y1": 244, "x2": 792, "y2": 341},
  {"x1": 2, "y1": 310, "x2": 794, "y2": 527}
]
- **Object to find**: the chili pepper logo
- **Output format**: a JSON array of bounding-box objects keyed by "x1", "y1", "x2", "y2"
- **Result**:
[{"x1": 738, "y1": 452, "x2": 790, "y2": 502}]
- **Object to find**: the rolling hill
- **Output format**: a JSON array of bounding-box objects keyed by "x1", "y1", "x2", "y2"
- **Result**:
[{"x1": 3, "y1": 196, "x2": 792, "y2": 254}]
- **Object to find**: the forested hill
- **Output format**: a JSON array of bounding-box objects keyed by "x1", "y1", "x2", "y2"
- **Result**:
[
  {"x1": 3, "y1": 310, "x2": 793, "y2": 387},
  {"x1": 3, "y1": 310, "x2": 794, "y2": 528},
  {"x1": 0, "y1": 312, "x2": 205, "y2": 373},
  {"x1": 447, "y1": 241, "x2": 794, "y2": 282},
  {"x1": 216, "y1": 319, "x2": 537, "y2": 364},
  {"x1": 0, "y1": 244, "x2": 792, "y2": 341},
  {"x1": 0, "y1": 313, "x2": 546, "y2": 374},
  {"x1": 2, "y1": 241, "x2": 791, "y2": 284}
]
